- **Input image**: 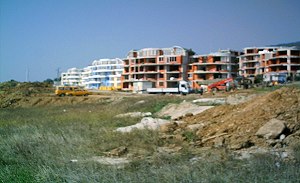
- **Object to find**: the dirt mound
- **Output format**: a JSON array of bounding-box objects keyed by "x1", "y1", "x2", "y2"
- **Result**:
[
  {"x1": 0, "y1": 81, "x2": 121, "y2": 108},
  {"x1": 0, "y1": 82, "x2": 55, "y2": 108},
  {"x1": 162, "y1": 87, "x2": 300, "y2": 150}
]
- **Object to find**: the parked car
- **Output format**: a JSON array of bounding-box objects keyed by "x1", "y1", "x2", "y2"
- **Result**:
[
  {"x1": 65, "y1": 88, "x2": 89, "y2": 96},
  {"x1": 55, "y1": 86, "x2": 88, "y2": 96}
]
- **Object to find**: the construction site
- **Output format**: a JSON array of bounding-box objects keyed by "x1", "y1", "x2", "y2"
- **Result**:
[{"x1": 0, "y1": 80, "x2": 300, "y2": 182}]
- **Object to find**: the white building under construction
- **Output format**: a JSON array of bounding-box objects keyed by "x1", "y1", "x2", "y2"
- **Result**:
[
  {"x1": 61, "y1": 68, "x2": 84, "y2": 86},
  {"x1": 82, "y1": 58, "x2": 124, "y2": 89},
  {"x1": 61, "y1": 58, "x2": 124, "y2": 89}
]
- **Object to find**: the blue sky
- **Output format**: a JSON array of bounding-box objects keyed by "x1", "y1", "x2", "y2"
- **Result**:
[{"x1": 1, "y1": 0, "x2": 299, "y2": 82}]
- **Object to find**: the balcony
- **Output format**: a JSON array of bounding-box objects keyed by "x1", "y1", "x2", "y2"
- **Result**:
[{"x1": 242, "y1": 59, "x2": 259, "y2": 63}]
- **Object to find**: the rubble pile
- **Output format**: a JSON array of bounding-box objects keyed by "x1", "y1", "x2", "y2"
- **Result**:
[{"x1": 161, "y1": 87, "x2": 300, "y2": 151}]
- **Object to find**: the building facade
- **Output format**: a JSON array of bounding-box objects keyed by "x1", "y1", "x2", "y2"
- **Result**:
[
  {"x1": 239, "y1": 46, "x2": 300, "y2": 79},
  {"x1": 82, "y1": 58, "x2": 124, "y2": 89},
  {"x1": 61, "y1": 68, "x2": 84, "y2": 86},
  {"x1": 239, "y1": 47, "x2": 278, "y2": 78},
  {"x1": 267, "y1": 47, "x2": 300, "y2": 77},
  {"x1": 121, "y1": 46, "x2": 190, "y2": 91},
  {"x1": 189, "y1": 50, "x2": 240, "y2": 89}
]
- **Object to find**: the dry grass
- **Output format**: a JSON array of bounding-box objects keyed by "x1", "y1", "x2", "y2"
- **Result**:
[{"x1": 0, "y1": 94, "x2": 300, "y2": 182}]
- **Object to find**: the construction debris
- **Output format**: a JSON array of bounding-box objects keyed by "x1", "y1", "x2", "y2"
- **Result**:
[
  {"x1": 160, "y1": 87, "x2": 300, "y2": 151},
  {"x1": 156, "y1": 101, "x2": 213, "y2": 120},
  {"x1": 116, "y1": 117, "x2": 171, "y2": 133}
]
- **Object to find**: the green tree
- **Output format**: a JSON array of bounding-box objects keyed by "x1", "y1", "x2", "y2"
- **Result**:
[{"x1": 43, "y1": 78, "x2": 54, "y2": 84}]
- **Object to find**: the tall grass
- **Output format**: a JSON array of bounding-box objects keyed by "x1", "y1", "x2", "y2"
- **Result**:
[{"x1": 0, "y1": 95, "x2": 300, "y2": 182}]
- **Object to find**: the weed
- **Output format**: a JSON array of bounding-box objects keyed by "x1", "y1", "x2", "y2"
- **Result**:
[
  {"x1": 0, "y1": 95, "x2": 300, "y2": 182},
  {"x1": 182, "y1": 131, "x2": 197, "y2": 142}
]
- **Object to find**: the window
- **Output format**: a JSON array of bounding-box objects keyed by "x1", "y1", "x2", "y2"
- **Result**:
[
  {"x1": 159, "y1": 57, "x2": 164, "y2": 61},
  {"x1": 170, "y1": 57, "x2": 177, "y2": 62},
  {"x1": 167, "y1": 57, "x2": 177, "y2": 62}
]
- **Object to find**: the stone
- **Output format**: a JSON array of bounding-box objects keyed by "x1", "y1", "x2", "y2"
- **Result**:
[
  {"x1": 266, "y1": 139, "x2": 277, "y2": 147},
  {"x1": 241, "y1": 140, "x2": 254, "y2": 148},
  {"x1": 92, "y1": 156, "x2": 130, "y2": 168},
  {"x1": 108, "y1": 146, "x2": 128, "y2": 156},
  {"x1": 134, "y1": 100, "x2": 145, "y2": 105},
  {"x1": 160, "y1": 122, "x2": 178, "y2": 133},
  {"x1": 116, "y1": 117, "x2": 171, "y2": 133},
  {"x1": 115, "y1": 112, "x2": 152, "y2": 118},
  {"x1": 185, "y1": 113, "x2": 194, "y2": 117},
  {"x1": 279, "y1": 134, "x2": 286, "y2": 140},
  {"x1": 214, "y1": 137, "x2": 225, "y2": 148},
  {"x1": 283, "y1": 131, "x2": 300, "y2": 146},
  {"x1": 156, "y1": 101, "x2": 213, "y2": 120},
  {"x1": 157, "y1": 146, "x2": 182, "y2": 154},
  {"x1": 186, "y1": 123, "x2": 204, "y2": 132},
  {"x1": 175, "y1": 134, "x2": 186, "y2": 141},
  {"x1": 192, "y1": 98, "x2": 226, "y2": 105},
  {"x1": 255, "y1": 119, "x2": 286, "y2": 139}
]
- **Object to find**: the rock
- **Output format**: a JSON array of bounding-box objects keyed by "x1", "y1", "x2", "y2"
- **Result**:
[
  {"x1": 157, "y1": 146, "x2": 182, "y2": 154},
  {"x1": 116, "y1": 117, "x2": 171, "y2": 133},
  {"x1": 255, "y1": 119, "x2": 286, "y2": 139},
  {"x1": 156, "y1": 101, "x2": 213, "y2": 120},
  {"x1": 175, "y1": 134, "x2": 186, "y2": 141},
  {"x1": 185, "y1": 113, "x2": 194, "y2": 117},
  {"x1": 92, "y1": 156, "x2": 130, "y2": 168},
  {"x1": 189, "y1": 157, "x2": 202, "y2": 164},
  {"x1": 160, "y1": 134, "x2": 175, "y2": 140},
  {"x1": 266, "y1": 139, "x2": 277, "y2": 147},
  {"x1": 230, "y1": 140, "x2": 254, "y2": 150},
  {"x1": 192, "y1": 98, "x2": 226, "y2": 105},
  {"x1": 70, "y1": 159, "x2": 78, "y2": 163},
  {"x1": 214, "y1": 137, "x2": 225, "y2": 148},
  {"x1": 115, "y1": 112, "x2": 152, "y2": 118},
  {"x1": 279, "y1": 134, "x2": 286, "y2": 140},
  {"x1": 134, "y1": 100, "x2": 145, "y2": 105},
  {"x1": 108, "y1": 146, "x2": 128, "y2": 156},
  {"x1": 160, "y1": 122, "x2": 178, "y2": 133},
  {"x1": 241, "y1": 140, "x2": 254, "y2": 148},
  {"x1": 173, "y1": 128, "x2": 183, "y2": 134},
  {"x1": 186, "y1": 123, "x2": 204, "y2": 132},
  {"x1": 280, "y1": 151, "x2": 288, "y2": 159},
  {"x1": 283, "y1": 131, "x2": 300, "y2": 146}
]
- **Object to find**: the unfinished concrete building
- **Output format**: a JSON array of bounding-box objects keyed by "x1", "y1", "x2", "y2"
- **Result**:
[
  {"x1": 239, "y1": 46, "x2": 300, "y2": 80},
  {"x1": 239, "y1": 47, "x2": 278, "y2": 78},
  {"x1": 82, "y1": 58, "x2": 124, "y2": 89},
  {"x1": 61, "y1": 68, "x2": 84, "y2": 86},
  {"x1": 189, "y1": 50, "x2": 240, "y2": 89},
  {"x1": 267, "y1": 47, "x2": 300, "y2": 77},
  {"x1": 121, "y1": 46, "x2": 190, "y2": 91}
]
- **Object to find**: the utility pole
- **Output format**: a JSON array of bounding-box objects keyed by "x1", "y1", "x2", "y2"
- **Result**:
[{"x1": 56, "y1": 68, "x2": 60, "y2": 79}]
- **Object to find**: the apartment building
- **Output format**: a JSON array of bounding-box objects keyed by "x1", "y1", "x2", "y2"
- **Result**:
[
  {"x1": 61, "y1": 68, "x2": 83, "y2": 86},
  {"x1": 239, "y1": 47, "x2": 278, "y2": 78},
  {"x1": 239, "y1": 46, "x2": 300, "y2": 79},
  {"x1": 266, "y1": 47, "x2": 300, "y2": 76},
  {"x1": 121, "y1": 46, "x2": 190, "y2": 91},
  {"x1": 82, "y1": 58, "x2": 124, "y2": 89},
  {"x1": 189, "y1": 50, "x2": 239, "y2": 89}
]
